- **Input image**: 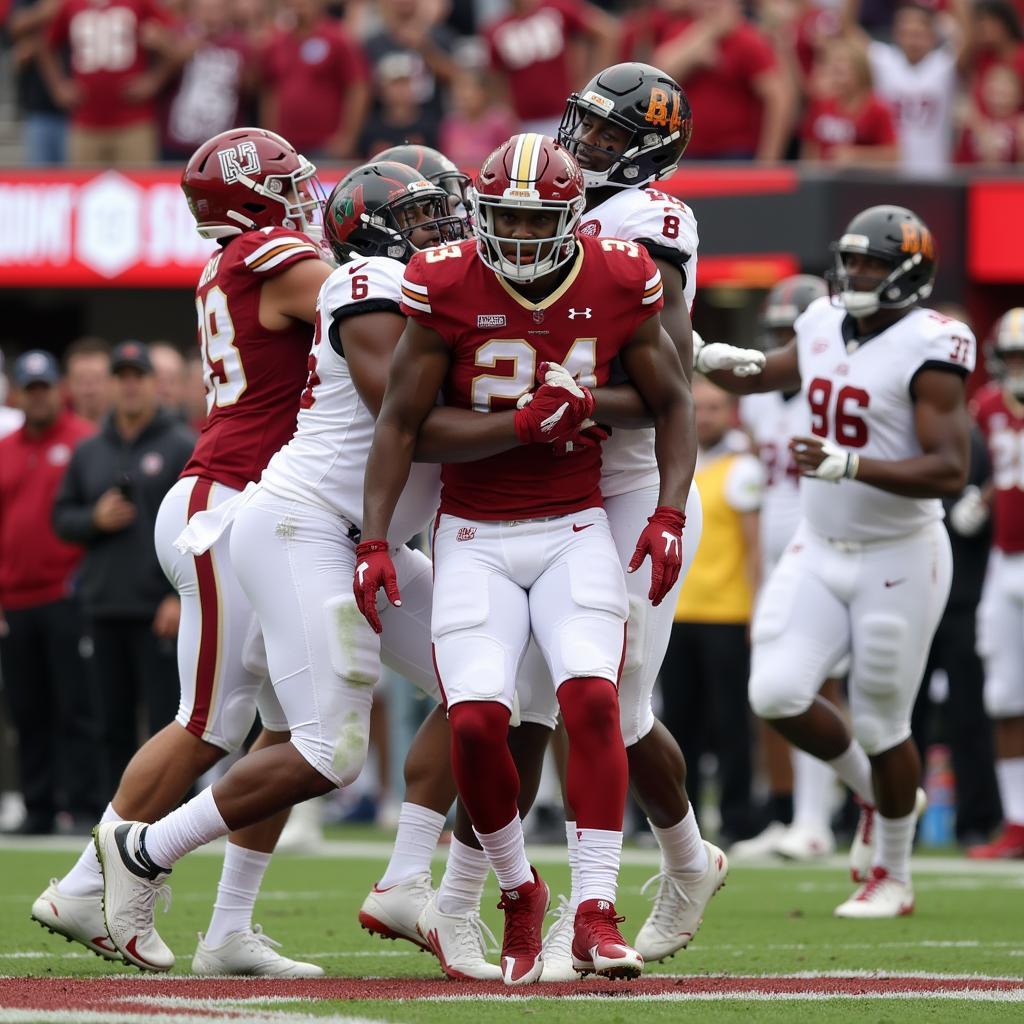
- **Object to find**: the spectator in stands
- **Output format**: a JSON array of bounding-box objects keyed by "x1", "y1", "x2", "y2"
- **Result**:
[
  {"x1": 8, "y1": 0, "x2": 68, "y2": 165},
  {"x1": 0, "y1": 353, "x2": 24, "y2": 438},
  {"x1": 37, "y1": 0, "x2": 180, "y2": 165},
  {"x1": 956, "y1": 63, "x2": 1024, "y2": 164},
  {"x1": 261, "y1": 0, "x2": 369, "y2": 159},
  {"x1": 967, "y1": 1, "x2": 1024, "y2": 117},
  {"x1": 439, "y1": 65, "x2": 519, "y2": 168},
  {"x1": 52, "y1": 342, "x2": 195, "y2": 791},
  {"x1": 660, "y1": 376, "x2": 764, "y2": 845},
  {"x1": 632, "y1": 0, "x2": 794, "y2": 162},
  {"x1": 148, "y1": 342, "x2": 188, "y2": 418},
  {"x1": 753, "y1": 0, "x2": 841, "y2": 93},
  {"x1": 161, "y1": 0, "x2": 255, "y2": 161},
  {"x1": 359, "y1": 52, "x2": 440, "y2": 156},
  {"x1": 801, "y1": 37, "x2": 898, "y2": 165},
  {"x1": 0, "y1": 350, "x2": 97, "y2": 834},
  {"x1": 483, "y1": 0, "x2": 619, "y2": 137},
  {"x1": 361, "y1": 0, "x2": 459, "y2": 126},
  {"x1": 63, "y1": 337, "x2": 111, "y2": 425}
]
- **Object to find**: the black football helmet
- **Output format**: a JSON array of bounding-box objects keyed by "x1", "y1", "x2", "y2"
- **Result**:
[
  {"x1": 760, "y1": 275, "x2": 828, "y2": 347},
  {"x1": 558, "y1": 62, "x2": 692, "y2": 190},
  {"x1": 324, "y1": 161, "x2": 464, "y2": 265},
  {"x1": 826, "y1": 205, "x2": 937, "y2": 318},
  {"x1": 988, "y1": 307, "x2": 1024, "y2": 398},
  {"x1": 373, "y1": 144, "x2": 471, "y2": 210}
]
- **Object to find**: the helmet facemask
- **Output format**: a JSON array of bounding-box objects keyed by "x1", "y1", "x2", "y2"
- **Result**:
[
  {"x1": 827, "y1": 240, "x2": 934, "y2": 318},
  {"x1": 338, "y1": 188, "x2": 464, "y2": 264}
]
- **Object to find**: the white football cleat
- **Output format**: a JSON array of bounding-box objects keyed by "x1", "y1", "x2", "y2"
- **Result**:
[
  {"x1": 275, "y1": 797, "x2": 323, "y2": 854},
  {"x1": 726, "y1": 821, "x2": 789, "y2": 862},
  {"x1": 634, "y1": 841, "x2": 728, "y2": 962},
  {"x1": 539, "y1": 894, "x2": 578, "y2": 982},
  {"x1": 775, "y1": 823, "x2": 836, "y2": 861},
  {"x1": 834, "y1": 867, "x2": 914, "y2": 918},
  {"x1": 94, "y1": 822, "x2": 174, "y2": 972},
  {"x1": 850, "y1": 788, "x2": 926, "y2": 883},
  {"x1": 192, "y1": 925, "x2": 324, "y2": 977},
  {"x1": 358, "y1": 872, "x2": 433, "y2": 950},
  {"x1": 31, "y1": 879, "x2": 120, "y2": 961},
  {"x1": 417, "y1": 894, "x2": 502, "y2": 980}
]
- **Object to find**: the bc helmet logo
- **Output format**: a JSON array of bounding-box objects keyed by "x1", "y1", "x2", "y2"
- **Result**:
[{"x1": 218, "y1": 142, "x2": 261, "y2": 184}]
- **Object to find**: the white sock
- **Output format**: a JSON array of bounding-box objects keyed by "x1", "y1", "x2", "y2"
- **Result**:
[
  {"x1": 792, "y1": 750, "x2": 836, "y2": 831},
  {"x1": 873, "y1": 809, "x2": 916, "y2": 883},
  {"x1": 204, "y1": 843, "x2": 271, "y2": 948},
  {"x1": 378, "y1": 803, "x2": 446, "y2": 888},
  {"x1": 436, "y1": 836, "x2": 490, "y2": 916},
  {"x1": 143, "y1": 787, "x2": 229, "y2": 869},
  {"x1": 577, "y1": 828, "x2": 623, "y2": 904},
  {"x1": 827, "y1": 741, "x2": 875, "y2": 805},
  {"x1": 995, "y1": 757, "x2": 1024, "y2": 826},
  {"x1": 651, "y1": 807, "x2": 708, "y2": 875},
  {"x1": 59, "y1": 804, "x2": 122, "y2": 897},
  {"x1": 565, "y1": 820, "x2": 581, "y2": 908},
  {"x1": 473, "y1": 816, "x2": 532, "y2": 892}
]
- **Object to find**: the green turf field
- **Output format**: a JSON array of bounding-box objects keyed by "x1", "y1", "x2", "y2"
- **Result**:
[{"x1": 1, "y1": 839, "x2": 1021, "y2": 1023}]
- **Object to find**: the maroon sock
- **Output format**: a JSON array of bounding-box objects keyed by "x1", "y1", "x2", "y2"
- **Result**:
[
  {"x1": 558, "y1": 677, "x2": 628, "y2": 831},
  {"x1": 448, "y1": 701, "x2": 519, "y2": 834}
]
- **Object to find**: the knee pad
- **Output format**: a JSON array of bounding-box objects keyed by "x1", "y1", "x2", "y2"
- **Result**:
[
  {"x1": 556, "y1": 555, "x2": 628, "y2": 681},
  {"x1": 255, "y1": 681, "x2": 289, "y2": 735},
  {"x1": 983, "y1": 673, "x2": 1024, "y2": 719},
  {"x1": 290, "y1": 700, "x2": 372, "y2": 788},
  {"x1": 855, "y1": 614, "x2": 906, "y2": 698},
  {"x1": 621, "y1": 596, "x2": 648, "y2": 677},
  {"x1": 324, "y1": 595, "x2": 380, "y2": 688},
  {"x1": 748, "y1": 663, "x2": 815, "y2": 720},
  {"x1": 851, "y1": 707, "x2": 910, "y2": 757}
]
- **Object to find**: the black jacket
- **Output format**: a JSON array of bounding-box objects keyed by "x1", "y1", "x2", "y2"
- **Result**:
[{"x1": 53, "y1": 410, "x2": 195, "y2": 618}]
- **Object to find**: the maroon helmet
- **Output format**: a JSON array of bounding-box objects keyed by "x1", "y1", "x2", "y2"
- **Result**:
[{"x1": 181, "y1": 128, "x2": 324, "y2": 240}]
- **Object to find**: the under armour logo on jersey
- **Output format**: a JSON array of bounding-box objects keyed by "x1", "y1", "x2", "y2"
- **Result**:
[
  {"x1": 567, "y1": 307, "x2": 592, "y2": 319},
  {"x1": 218, "y1": 141, "x2": 261, "y2": 184},
  {"x1": 356, "y1": 560, "x2": 369, "y2": 586},
  {"x1": 662, "y1": 531, "x2": 679, "y2": 558}
]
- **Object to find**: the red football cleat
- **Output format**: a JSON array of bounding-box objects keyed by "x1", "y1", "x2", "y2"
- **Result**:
[
  {"x1": 572, "y1": 898, "x2": 643, "y2": 980},
  {"x1": 967, "y1": 823, "x2": 1024, "y2": 860},
  {"x1": 496, "y1": 867, "x2": 548, "y2": 986}
]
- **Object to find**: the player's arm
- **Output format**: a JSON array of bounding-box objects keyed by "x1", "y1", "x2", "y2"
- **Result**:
[
  {"x1": 705, "y1": 338, "x2": 801, "y2": 395},
  {"x1": 342, "y1": 312, "x2": 537, "y2": 463},
  {"x1": 791, "y1": 369, "x2": 970, "y2": 498},
  {"x1": 259, "y1": 257, "x2": 334, "y2": 327}
]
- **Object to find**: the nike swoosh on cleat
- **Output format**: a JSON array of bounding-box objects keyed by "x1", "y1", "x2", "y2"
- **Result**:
[
  {"x1": 92, "y1": 936, "x2": 115, "y2": 951},
  {"x1": 125, "y1": 935, "x2": 165, "y2": 970}
]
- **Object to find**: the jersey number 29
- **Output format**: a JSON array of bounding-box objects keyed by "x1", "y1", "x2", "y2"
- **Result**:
[{"x1": 196, "y1": 287, "x2": 247, "y2": 411}]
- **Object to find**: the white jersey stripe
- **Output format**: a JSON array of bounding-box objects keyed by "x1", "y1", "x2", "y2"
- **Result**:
[
  {"x1": 403, "y1": 279, "x2": 429, "y2": 297},
  {"x1": 249, "y1": 245, "x2": 320, "y2": 272}
]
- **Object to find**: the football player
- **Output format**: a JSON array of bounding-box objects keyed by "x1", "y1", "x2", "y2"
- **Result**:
[
  {"x1": 33, "y1": 128, "x2": 332, "y2": 976},
  {"x1": 968, "y1": 308, "x2": 1024, "y2": 860},
  {"x1": 710, "y1": 205, "x2": 974, "y2": 917},
  {"x1": 732, "y1": 276, "x2": 843, "y2": 864},
  {"x1": 373, "y1": 143, "x2": 471, "y2": 222},
  {"x1": 355, "y1": 134, "x2": 696, "y2": 984}
]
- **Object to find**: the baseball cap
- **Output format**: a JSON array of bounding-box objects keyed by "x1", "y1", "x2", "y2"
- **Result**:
[
  {"x1": 13, "y1": 349, "x2": 61, "y2": 388},
  {"x1": 111, "y1": 341, "x2": 153, "y2": 374}
]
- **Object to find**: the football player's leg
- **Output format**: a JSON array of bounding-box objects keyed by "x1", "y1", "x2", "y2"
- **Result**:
[{"x1": 972, "y1": 551, "x2": 1024, "y2": 857}]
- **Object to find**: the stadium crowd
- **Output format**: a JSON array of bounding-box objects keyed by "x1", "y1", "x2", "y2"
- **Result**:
[{"x1": 4, "y1": 0, "x2": 1024, "y2": 171}]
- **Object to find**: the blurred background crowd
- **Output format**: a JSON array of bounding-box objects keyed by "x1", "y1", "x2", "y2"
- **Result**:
[{"x1": 4, "y1": 0, "x2": 1024, "y2": 171}]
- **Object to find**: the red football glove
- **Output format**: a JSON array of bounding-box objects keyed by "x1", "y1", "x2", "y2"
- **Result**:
[
  {"x1": 514, "y1": 372, "x2": 594, "y2": 444},
  {"x1": 627, "y1": 506, "x2": 686, "y2": 606},
  {"x1": 353, "y1": 539, "x2": 401, "y2": 634},
  {"x1": 552, "y1": 421, "x2": 610, "y2": 457}
]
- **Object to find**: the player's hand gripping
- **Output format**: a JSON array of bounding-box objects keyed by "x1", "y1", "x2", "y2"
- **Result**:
[
  {"x1": 692, "y1": 329, "x2": 766, "y2": 377},
  {"x1": 514, "y1": 361, "x2": 595, "y2": 444},
  {"x1": 628, "y1": 506, "x2": 686, "y2": 606},
  {"x1": 790, "y1": 435, "x2": 859, "y2": 481},
  {"x1": 353, "y1": 539, "x2": 401, "y2": 634}
]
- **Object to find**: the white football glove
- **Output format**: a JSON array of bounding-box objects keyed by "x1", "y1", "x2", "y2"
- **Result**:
[
  {"x1": 794, "y1": 438, "x2": 860, "y2": 481},
  {"x1": 692, "y1": 330, "x2": 766, "y2": 377},
  {"x1": 948, "y1": 485, "x2": 989, "y2": 537}
]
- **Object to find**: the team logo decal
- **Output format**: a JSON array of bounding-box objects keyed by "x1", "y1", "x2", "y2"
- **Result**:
[
  {"x1": 812, "y1": 339, "x2": 829, "y2": 354},
  {"x1": 141, "y1": 452, "x2": 164, "y2": 476},
  {"x1": 457, "y1": 527, "x2": 476, "y2": 542},
  {"x1": 533, "y1": 310, "x2": 545, "y2": 324},
  {"x1": 477, "y1": 315, "x2": 507, "y2": 328},
  {"x1": 578, "y1": 219, "x2": 600, "y2": 237},
  {"x1": 834, "y1": 363, "x2": 849, "y2": 376},
  {"x1": 218, "y1": 141, "x2": 261, "y2": 184},
  {"x1": 47, "y1": 443, "x2": 71, "y2": 467}
]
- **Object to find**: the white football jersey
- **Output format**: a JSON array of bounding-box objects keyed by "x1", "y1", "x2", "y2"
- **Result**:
[
  {"x1": 260, "y1": 256, "x2": 441, "y2": 545},
  {"x1": 795, "y1": 297, "x2": 975, "y2": 542},
  {"x1": 868, "y1": 41, "x2": 956, "y2": 178},
  {"x1": 579, "y1": 187, "x2": 699, "y2": 497},
  {"x1": 740, "y1": 390, "x2": 806, "y2": 566}
]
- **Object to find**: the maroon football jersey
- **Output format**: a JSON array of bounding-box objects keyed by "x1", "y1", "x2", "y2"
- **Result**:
[
  {"x1": 182, "y1": 227, "x2": 323, "y2": 491},
  {"x1": 400, "y1": 235, "x2": 664, "y2": 520},
  {"x1": 976, "y1": 387, "x2": 1024, "y2": 554}
]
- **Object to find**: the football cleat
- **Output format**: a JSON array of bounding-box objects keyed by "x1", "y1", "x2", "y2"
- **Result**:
[
  {"x1": 571, "y1": 898, "x2": 643, "y2": 980},
  {"x1": 775, "y1": 823, "x2": 836, "y2": 861},
  {"x1": 850, "y1": 788, "x2": 926, "y2": 882},
  {"x1": 358, "y1": 872, "x2": 433, "y2": 950},
  {"x1": 726, "y1": 821, "x2": 789, "y2": 862},
  {"x1": 93, "y1": 822, "x2": 174, "y2": 972},
  {"x1": 417, "y1": 894, "x2": 502, "y2": 980},
  {"x1": 192, "y1": 924, "x2": 324, "y2": 977},
  {"x1": 497, "y1": 867, "x2": 548, "y2": 985},
  {"x1": 539, "y1": 894, "x2": 578, "y2": 982},
  {"x1": 30, "y1": 879, "x2": 120, "y2": 961},
  {"x1": 966, "y1": 823, "x2": 1024, "y2": 860},
  {"x1": 834, "y1": 866, "x2": 914, "y2": 918},
  {"x1": 634, "y1": 841, "x2": 728, "y2": 962}
]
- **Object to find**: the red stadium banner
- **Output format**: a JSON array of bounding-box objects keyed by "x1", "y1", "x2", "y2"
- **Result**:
[
  {"x1": 968, "y1": 179, "x2": 1024, "y2": 283},
  {"x1": 0, "y1": 167, "x2": 800, "y2": 288}
]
